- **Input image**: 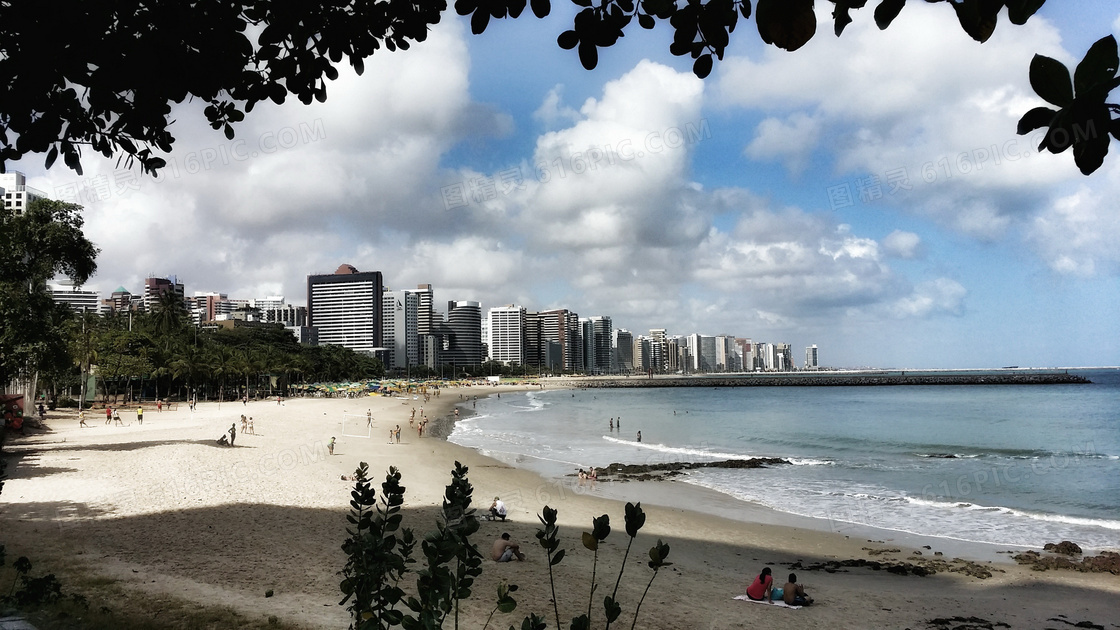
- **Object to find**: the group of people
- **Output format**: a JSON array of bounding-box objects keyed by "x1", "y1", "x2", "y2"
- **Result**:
[
  {"x1": 240, "y1": 415, "x2": 256, "y2": 435},
  {"x1": 577, "y1": 467, "x2": 598, "y2": 484},
  {"x1": 745, "y1": 567, "x2": 813, "y2": 606},
  {"x1": 387, "y1": 425, "x2": 401, "y2": 443}
]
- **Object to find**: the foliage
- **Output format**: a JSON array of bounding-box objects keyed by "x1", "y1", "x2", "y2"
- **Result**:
[
  {"x1": 0, "y1": 198, "x2": 99, "y2": 388},
  {"x1": 340, "y1": 463, "x2": 670, "y2": 630},
  {"x1": 3, "y1": 1, "x2": 1116, "y2": 175},
  {"x1": 0, "y1": 0, "x2": 447, "y2": 175},
  {"x1": 340, "y1": 462, "x2": 415, "y2": 630},
  {"x1": 1017, "y1": 35, "x2": 1120, "y2": 174}
]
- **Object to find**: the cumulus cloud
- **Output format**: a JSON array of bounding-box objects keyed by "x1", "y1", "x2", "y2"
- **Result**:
[
  {"x1": 715, "y1": 2, "x2": 1091, "y2": 243},
  {"x1": 745, "y1": 112, "x2": 821, "y2": 175},
  {"x1": 1026, "y1": 174, "x2": 1120, "y2": 276},
  {"x1": 881, "y1": 230, "x2": 923, "y2": 259},
  {"x1": 890, "y1": 278, "x2": 967, "y2": 318}
]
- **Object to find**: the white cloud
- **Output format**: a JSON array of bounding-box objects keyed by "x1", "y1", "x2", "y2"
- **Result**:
[
  {"x1": 1026, "y1": 174, "x2": 1120, "y2": 276},
  {"x1": 715, "y1": 2, "x2": 1092, "y2": 242},
  {"x1": 533, "y1": 86, "x2": 581, "y2": 129},
  {"x1": 881, "y1": 230, "x2": 923, "y2": 259},
  {"x1": 890, "y1": 278, "x2": 967, "y2": 318},
  {"x1": 745, "y1": 113, "x2": 821, "y2": 175}
]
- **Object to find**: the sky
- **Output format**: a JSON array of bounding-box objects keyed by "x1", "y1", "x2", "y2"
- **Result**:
[{"x1": 11, "y1": 2, "x2": 1120, "y2": 369}]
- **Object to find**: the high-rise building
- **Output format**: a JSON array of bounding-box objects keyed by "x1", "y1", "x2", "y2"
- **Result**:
[
  {"x1": 538, "y1": 309, "x2": 581, "y2": 371},
  {"x1": 306, "y1": 264, "x2": 383, "y2": 354},
  {"x1": 805, "y1": 345, "x2": 819, "y2": 370},
  {"x1": 489, "y1": 305, "x2": 526, "y2": 365},
  {"x1": 144, "y1": 275, "x2": 185, "y2": 311},
  {"x1": 613, "y1": 329, "x2": 633, "y2": 372},
  {"x1": 587, "y1": 316, "x2": 612, "y2": 374},
  {"x1": 382, "y1": 290, "x2": 419, "y2": 370},
  {"x1": 0, "y1": 171, "x2": 46, "y2": 216},
  {"x1": 415, "y1": 284, "x2": 436, "y2": 336},
  {"x1": 442, "y1": 300, "x2": 483, "y2": 367},
  {"x1": 189, "y1": 291, "x2": 232, "y2": 323}
]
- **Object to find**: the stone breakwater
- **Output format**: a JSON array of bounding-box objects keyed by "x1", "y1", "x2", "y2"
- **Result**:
[{"x1": 564, "y1": 372, "x2": 1090, "y2": 389}]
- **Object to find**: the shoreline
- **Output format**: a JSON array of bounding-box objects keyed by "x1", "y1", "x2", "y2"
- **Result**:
[
  {"x1": 559, "y1": 369, "x2": 1091, "y2": 387},
  {"x1": 2, "y1": 384, "x2": 1117, "y2": 629}
]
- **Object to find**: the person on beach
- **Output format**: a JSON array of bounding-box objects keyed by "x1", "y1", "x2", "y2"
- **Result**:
[
  {"x1": 366, "y1": 409, "x2": 372, "y2": 427},
  {"x1": 389, "y1": 428, "x2": 395, "y2": 443},
  {"x1": 136, "y1": 406, "x2": 143, "y2": 425},
  {"x1": 328, "y1": 436, "x2": 336, "y2": 455},
  {"x1": 241, "y1": 415, "x2": 247, "y2": 432},
  {"x1": 112, "y1": 409, "x2": 123, "y2": 426},
  {"x1": 228, "y1": 423, "x2": 236, "y2": 446},
  {"x1": 746, "y1": 567, "x2": 774, "y2": 602},
  {"x1": 395, "y1": 425, "x2": 401, "y2": 443},
  {"x1": 489, "y1": 497, "x2": 507, "y2": 521},
  {"x1": 491, "y1": 533, "x2": 524, "y2": 562},
  {"x1": 156, "y1": 400, "x2": 162, "y2": 413},
  {"x1": 248, "y1": 418, "x2": 255, "y2": 434},
  {"x1": 636, "y1": 431, "x2": 642, "y2": 443},
  {"x1": 609, "y1": 418, "x2": 613, "y2": 431},
  {"x1": 782, "y1": 573, "x2": 813, "y2": 606},
  {"x1": 79, "y1": 410, "x2": 88, "y2": 428},
  {"x1": 105, "y1": 406, "x2": 112, "y2": 425}
]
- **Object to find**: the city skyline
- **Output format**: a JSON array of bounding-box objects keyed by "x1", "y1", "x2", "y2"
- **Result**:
[{"x1": 10, "y1": 3, "x2": 1120, "y2": 368}]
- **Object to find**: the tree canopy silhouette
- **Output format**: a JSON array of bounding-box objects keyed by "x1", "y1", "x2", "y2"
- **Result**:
[{"x1": 1, "y1": 0, "x2": 1116, "y2": 176}]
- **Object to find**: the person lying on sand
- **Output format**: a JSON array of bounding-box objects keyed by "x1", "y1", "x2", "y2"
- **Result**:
[
  {"x1": 782, "y1": 573, "x2": 813, "y2": 606},
  {"x1": 491, "y1": 533, "x2": 524, "y2": 562}
]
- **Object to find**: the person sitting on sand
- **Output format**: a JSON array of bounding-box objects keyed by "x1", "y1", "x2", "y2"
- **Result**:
[
  {"x1": 782, "y1": 573, "x2": 812, "y2": 606},
  {"x1": 489, "y1": 497, "x2": 507, "y2": 521},
  {"x1": 746, "y1": 567, "x2": 774, "y2": 602},
  {"x1": 491, "y1": 532, "x2": 524, "y2": 562}
]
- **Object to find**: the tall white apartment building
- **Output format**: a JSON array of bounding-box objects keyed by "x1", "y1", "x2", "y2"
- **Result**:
[
  {"x1": 488, "y1": 305, "x2": 526, "y2": 365},
  {"x1": 49, "y1": 279, "x2": 100, "y2": 313},
  {"x1": 306, "y1": 264, "x2": 383, "y2": 354},
  {"x1": 382, "y1": 289, "x2": 419, "y2": 370},
  {"x1": 0, "y1": 171, "x2": 46, "y2": 216},
  {"x1": 806, "y1": 345, "x2": 819, "y2": 370}
]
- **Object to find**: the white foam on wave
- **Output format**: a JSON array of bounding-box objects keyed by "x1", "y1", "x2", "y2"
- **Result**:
[
  {"x1": 902, "y1": 495, "x2": 1120, "y2": 531},
  {"x1": 599, "y1": 435, "x2": 833, "y2": 466}
]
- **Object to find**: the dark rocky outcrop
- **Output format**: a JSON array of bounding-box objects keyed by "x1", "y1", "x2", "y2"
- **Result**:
[{"x1": 589, "y1": 458, "x2": 789, "y2": 482}]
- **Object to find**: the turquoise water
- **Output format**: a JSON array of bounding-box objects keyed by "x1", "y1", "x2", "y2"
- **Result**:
[{"x1": 448, "y1": 369, "x2": 1120, "y2": 549}]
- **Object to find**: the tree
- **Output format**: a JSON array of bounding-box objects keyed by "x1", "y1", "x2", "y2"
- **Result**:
[
  {"x1": 0, "y1": 199, "x2": 98, "y2": 397},
  {"x1": 1, "y1": 1, "x2": 1116, "y2": 176}
]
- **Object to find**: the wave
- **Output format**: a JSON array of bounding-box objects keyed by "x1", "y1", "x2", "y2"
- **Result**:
[
  {"x1": 901, "y1": 495, "x2": 1120, "y2": 531},
  {"x1": 598, "y1": 436, "x2": 833, "y2": 466}
]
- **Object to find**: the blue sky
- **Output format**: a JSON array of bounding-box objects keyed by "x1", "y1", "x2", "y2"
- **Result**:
[{"x1": 12, "y1": 2, "x2": 1120, "y2": 368}]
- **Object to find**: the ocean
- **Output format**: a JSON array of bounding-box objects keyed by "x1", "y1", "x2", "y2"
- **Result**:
[{"x1": 448, "y1": 369, "x2": 1120, "y2": 551}]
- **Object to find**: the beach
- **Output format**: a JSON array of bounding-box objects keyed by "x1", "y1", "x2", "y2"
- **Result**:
[{"x1": 2, "y1": 385, "x2": 1117, "y2": 629}]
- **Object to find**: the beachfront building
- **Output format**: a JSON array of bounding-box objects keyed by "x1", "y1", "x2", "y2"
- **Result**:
[
  {"x1": 306, "y1": 264, "x2": 383, "y2": 354},
  {"x1": 586, "y1": 316, "x2": 612, "y2": 374},
  {"x1": 489, "y1": 305, "x2": 526, "y2": 366},
  {"x1": 0, "y1": 171, "x2": 46, "y2": 216},
  {"x1": 255, "y1": 297, "x2": 307, "y2": 327},
  {"x1": 666, "y1": 336, "x2": 683, "y2": 373},
  {"x1": 613, "y1": 328, "x2": 634, "y2": 373},
  {"x1": 442, "y1": 300, "x2": 483, "y2": 368},
  {"x1": 49, "y1": 279, "x2": 102, "y2": 313},
  {"x1": 538, "y1": 308, "x2": 582, "y2": 372},
  {"x1": 806, "y1": 345, "x2": 819, "y2": 370},
  {"x1": 382, "y1": 289, "x2": 419, "y2": 370},
  {"x1": 715, "y1": 335, "x2": 741, "y2": 372}
]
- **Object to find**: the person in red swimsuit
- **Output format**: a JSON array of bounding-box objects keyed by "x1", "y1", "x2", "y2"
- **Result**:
[{"x1": 745, "y1": 567, "x2": 774, "y2": 602}]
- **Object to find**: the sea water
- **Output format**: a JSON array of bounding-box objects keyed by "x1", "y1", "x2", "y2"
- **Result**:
[{"x1": 448, "y1": 369, "x2": 1120, "y2": 550}]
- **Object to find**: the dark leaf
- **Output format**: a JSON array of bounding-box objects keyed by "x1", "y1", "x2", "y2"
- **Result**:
[
  {"x1": 739, "y1": 0, "x2": 751, "y2": 20},
  {"x1": 578, "y1": 41, "x2": 598, "y2": 70},
  {"x1": 551, "y1": 549, "x2": 566, "y2": 565},
  {"x1": 1016, "y1": 106, "x2": 1057, "y2": 134},
  {"x1": 951, "y1": 0, "x2": 1001, "y2": 43},
  {"x1": 558, "y1": 30, "x2": 580, "y2": 50},
  {"x1": 1073, "y1": 131, "x2": 1109, "y2": 175},
  {"x1": 1029, "y1": 54, "x2": 1074, "y2": 107},
  {"x1": 471, "y1": 9, "x2": 490, "y2": 34},
  {"x1": 873, "y1": 0, "x2": 905, "y2": 30},
  {"x1": 531, "y1": 0, "x2": 551, "y2": 18},
  {"x1": 582, "y1": 532, "x2": 598, "y2": 551},
  {"x1": 756, "y1": 0, "x2": 816, "y2": 52},
  {"x1": 1005, "y1": 0, "x2": 1045, "y2": 25},
  {"x1": 1074, "y1": 35, "x2": 1119, "y2": 97},
  {"x1": 44, "y1": 146, "x2": 59, "y2": 170},
  {"x1": 693, "y1": 53, "x2": 713, "y2": 78},
  {"x1": 638, "y1": 13, "x2": 655, "y2": 29}
]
